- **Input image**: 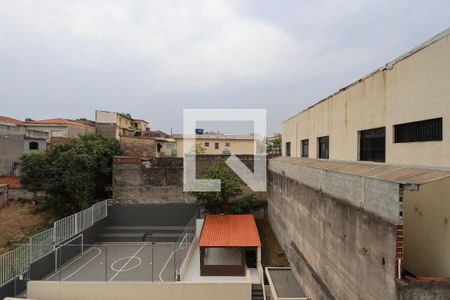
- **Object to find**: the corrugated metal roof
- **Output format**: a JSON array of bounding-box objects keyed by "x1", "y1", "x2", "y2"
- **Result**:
[
  {"x1": 272, "y1": 157, "x2": 450, "y2": 186},
  {"x1": 199, "y1": 214, "x2": 261, "y2": 247}
]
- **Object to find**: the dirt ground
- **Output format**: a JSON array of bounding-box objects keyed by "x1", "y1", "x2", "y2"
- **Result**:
[
  {"x1": 256, "y1": 218, "x2": 290, "y2": 268},
  {"x1": 0, "y1": 201, "x2": 53, "y2": 254}
]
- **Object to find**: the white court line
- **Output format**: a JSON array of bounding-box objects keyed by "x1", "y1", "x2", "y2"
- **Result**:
[
  {"x1": 109, "y1": 242, "x2": 147, "y2": 282},
  {"x1": 159, "y1": 250, "x2": 174, "y2": 282},
  {"x1": 62, "y1": 247, "x2": 102, "y2": 281},
  {"x1": 46, "y1": 246, "x2": 98, "y2": 281}
]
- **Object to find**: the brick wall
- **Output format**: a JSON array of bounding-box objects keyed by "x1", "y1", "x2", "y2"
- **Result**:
[
  {"x1": 120, "y1": 136, "x2": 157, "y2": 158},
  {"x1": 112, "y1": 155, "x2": 267, "y2": 204}
]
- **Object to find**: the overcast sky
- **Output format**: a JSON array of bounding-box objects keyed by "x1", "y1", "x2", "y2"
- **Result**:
[{"x1": 1, "y1": 0, "x2": 449, "y2": 134}]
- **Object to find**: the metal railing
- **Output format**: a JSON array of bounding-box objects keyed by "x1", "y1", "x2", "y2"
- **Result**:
[
  {"x1": 0, "y1": 245, "x2": 29, "y2": 287},
  {"x1": 30, "y1": 228, "x2": 54, "y2": 262},
  {"x1": 174, "y1": 213, "x2": 198, "y2": 278},
  {"x1": 0, "y1": 199, "x2": 109, "y2": 287}
]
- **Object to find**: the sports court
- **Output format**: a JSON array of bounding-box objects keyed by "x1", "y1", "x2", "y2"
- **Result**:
[
  {"x1": 0, "y1": 203, "x2": 199, "y2": 299},
  {"x1": 46, "y1": 242, "x2": 179, "y2": 282}
]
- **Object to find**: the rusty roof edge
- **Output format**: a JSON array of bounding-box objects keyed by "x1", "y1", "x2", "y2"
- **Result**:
[{"x1": 283, "y1": 27, "x2": 450, "y2": 123}]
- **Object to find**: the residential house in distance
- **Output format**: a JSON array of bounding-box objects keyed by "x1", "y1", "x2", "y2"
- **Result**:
[
  {"x1": 71, "y1": 118, "x2": 96, "y2": 128},
  {"x1": 95, "y1": 110, "x2": 149, "y2": 140},
  {"x1": 119, "y1": 135, "x2": 176, "y2": 158},
  {"x1": 271, "y1": 28, "x2": 450, "y2": 299},
  {"x1": 172, "y1": 132, "x2": 255, "y2": 157},
  {"x1": 24, "y1": 118, "x2": 94, "y2": 143},
  {"x1": 266, "y1": 133, "x2": 281, "y2": 155},
  {"x1": 0, "y1": 116, "x2": 24, "y2": 127},
  {"x1": 0, "y1": 116, "x2": 48, "y2": 176}
]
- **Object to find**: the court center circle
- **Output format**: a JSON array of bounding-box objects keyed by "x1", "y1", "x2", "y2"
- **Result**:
[{"x1": 111, "y1": 256, "x2": 142, "y2": 272}]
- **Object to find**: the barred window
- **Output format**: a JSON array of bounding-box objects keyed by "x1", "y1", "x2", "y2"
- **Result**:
[
  {"x1": 285, "y1": 142, "x2": 291, "y2": 157},
  {"x1": 29, "y1": 142, "x2": 39, "y2": 150},
  {"x1": 360, "y1": 127, "x2": 385, "y2": 162},
  {"x1": 318, "y1": 136, "x2": 329, "y2": 159},
  {"x1": 301, "y1": 139, "x2": 309, "y2": 158},
  {"x1": 394, "y1": 118, "x2": 442, "y2": 143}
]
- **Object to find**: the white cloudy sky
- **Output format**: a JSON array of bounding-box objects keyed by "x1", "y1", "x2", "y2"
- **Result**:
[{"x1": 1, "y1": 0, "x2": 449, "y2": 134}]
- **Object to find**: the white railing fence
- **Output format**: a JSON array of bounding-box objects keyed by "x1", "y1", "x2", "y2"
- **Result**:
[
  {"x1": 0, "y1": 245, "x2": 29, "y2": 287},
  {"x1": 0, "y1": 199, "x2": 109, "y2": 287},
  {"x1": 174, "y1": 211, "x2": 198, "y2": 278}
]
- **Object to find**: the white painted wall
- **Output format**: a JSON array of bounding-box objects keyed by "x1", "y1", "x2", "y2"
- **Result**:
[{"x1": 404, "y1": 176, "x2": 450, "y2": 277}]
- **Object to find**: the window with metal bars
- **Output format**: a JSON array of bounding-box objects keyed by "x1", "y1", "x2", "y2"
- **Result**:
[
  {"x1": 301, "y1": 139, "x2": 309, "y2": 158},
  {"x1": 318, "y1": 136, "x2": 329, "y2": 159},
  {"x1": 360, "y1": 127, "x2": 385, "y2": 162},
  {"x1": 394, "y1": 118, "x2": 442, "y2": 143},
  {"x1": 285, "y1": 142, "x2": 291, "y2": 157}
]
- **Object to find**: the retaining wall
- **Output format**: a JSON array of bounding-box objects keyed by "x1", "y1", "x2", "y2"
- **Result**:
[
  {"x1": 112, "y1": 155, "x2": 266, "y2": 204},
  {"x1": 268, "y1": 157, "x2": 399, "y2": 299}
]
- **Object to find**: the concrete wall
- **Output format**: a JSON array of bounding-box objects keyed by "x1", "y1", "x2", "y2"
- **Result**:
[
  {"x1": 403, "y1": 177, "x2": 450, "y2": 277},
  {"x1": 269, "y1": 157, "x2": 401, "y2": 223},
  {"x1": 112, "y1": 155, "x2": 266, "y2": 204},
  {"x1": 23, "y1": 125, "x2": 94, "y2": 140},
  {"x1": 397, "y1": 279, "x2": 450, "y2": 300},
  {"x1": 120, "y1": 136, "x2": 156, "y2": 158},
  {"x1": 113, "y1": 156, "x2": 195, "y2": 204},
  {"x1": 23, "y1": 125, "x2": 68, "y2": 139},
  {"x1": 67, "y1": 125, "x2": 94, "y2": 138},
  {"x1": 27, "y1": 281, "x2": 251, "y2": 300},
  {"x1": 0, "y1": 184, "x2": 7, "y2": 208},
  {"x1": 95, "y1": 110, "x2": 118, "y2": 124},
  {"x1": 23, "y1": 138, "x2": 47, "y2": 153},
  {"x1": 8, "y1": 188, "x2": 46, "y2": 201},
  {"x1": 282, "y1": 31, "x2": 450, "y2": 167},
  {"x1": 268, "y1": 158, "x2": 399, "y2": 299},
  {"x1": 0, "y1": 125, "x2": 25, "y2": 176},
  {"x1": 95, "y1": 123, "x2": 117, "y2": 139}
]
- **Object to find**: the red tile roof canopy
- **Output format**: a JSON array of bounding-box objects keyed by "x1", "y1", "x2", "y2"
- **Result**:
[
  {"x1": 199, "y1": 214, "x2": 261, "y2": 247},
  {"x1": 0, "y1": 116, "x2": 23, "y2": 126},
  {"x1": 28, "y1": 118, "x2": 94, "y2": 129}
]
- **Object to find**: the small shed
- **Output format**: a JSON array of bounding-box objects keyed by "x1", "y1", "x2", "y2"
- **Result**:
[{"x1": 199, "y1": 214, "x2": 261, "y2": 276}]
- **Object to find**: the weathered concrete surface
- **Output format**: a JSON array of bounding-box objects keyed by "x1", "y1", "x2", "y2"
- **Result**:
[
  {"x1": 268, "y1": 158, "x2": 398, "y2": 300},
  {"x1": 269, "y1": 157, "x2": 401, "y2": 223},
  {"x1": 113, "y1": 155, "x2": 267, "y2": 204},
  {"x1": 113, "y1": 156, "x2": 193, "y2": 204},
  {"x1": 397, "y1": 278, "x2": 450, "y2": 300},
  {"x1": 0, "y1": 125, "x2": 24, "y2": 176},
  {"x1": 120, "y1": 136, "x2": 157, "y2": 158}
]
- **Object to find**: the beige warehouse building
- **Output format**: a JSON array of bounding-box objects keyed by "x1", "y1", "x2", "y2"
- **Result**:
[
  {"x1": 282, "y1": 28, "x2": 450, "y2": 168},
  {"x1": 273, "y1": 28, "x2": 450, "y2": 299}
]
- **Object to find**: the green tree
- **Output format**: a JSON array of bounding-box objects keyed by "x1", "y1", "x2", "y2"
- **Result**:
[
  {"x1": 191, "y1": 162, "x2": 241, "y2": 213},
  {"x1": 20, "y1": 134, "x2": 121, "y2": 216},
  {"x1": 191, "y1": 142, "x2": 206, "y2": 154},
  {"x1": 230, "y1": 194, "x2": 257, "y2": 214}
]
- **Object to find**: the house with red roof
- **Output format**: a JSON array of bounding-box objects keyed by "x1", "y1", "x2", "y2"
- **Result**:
[
  {"x1": 198, "y1": 214, "x2": 262, "y2": 277},
  {"x1": 24, "y1": 118, "x2": 95, "y2": 142},
  {"x1": 0, "y1": 116, "x2": 24, "y2": 126}
]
